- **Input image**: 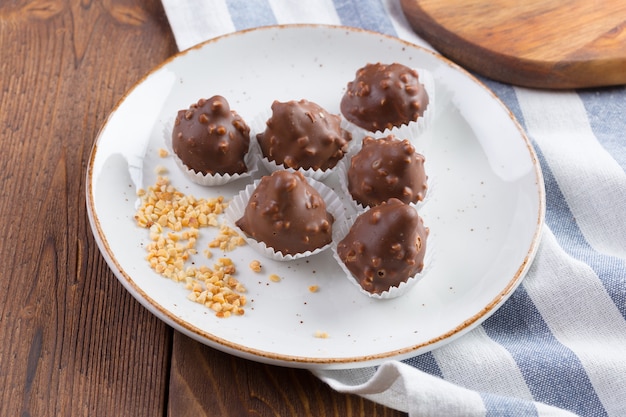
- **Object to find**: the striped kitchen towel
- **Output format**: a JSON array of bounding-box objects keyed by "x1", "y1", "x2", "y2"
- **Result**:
[{"x1": 161, "y1": 1, "x2": 626, "y2": 415}]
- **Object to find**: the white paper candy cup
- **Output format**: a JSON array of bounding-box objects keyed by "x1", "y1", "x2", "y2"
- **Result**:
[
  {"x1": 224, "y1": 174, "x2": 347, "y2": 261},
  {"x1": 165, "y1": 121, "x2": 259, "y2": 186},
  {"x1": 331, "y1": 207, "x2": 435, "y2": 299},
  {"x1": 341, "y1": 68, "x2": 435, "y2": 155},
  {"x1": 251, "y1": 108, "x2": 354, "y2": 182},
  {"x1": 335, "y1": 139, "x2": 435, "y2": 214},
  {"x1": 171, "y1": 145, "x2": 259, "y2": 186}
]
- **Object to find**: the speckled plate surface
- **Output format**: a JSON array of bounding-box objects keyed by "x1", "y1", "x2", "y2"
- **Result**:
[{"x1": 86, "y1": 24, "x2": 545, "y2": 370}]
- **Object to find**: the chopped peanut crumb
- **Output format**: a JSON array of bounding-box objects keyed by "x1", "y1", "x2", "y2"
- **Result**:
[
  {"x1": 269, "y1": 274, "x2": 281, "y2": 283},
  {"x1": 314, "y1": 331, "x2": 329, "y2": 339},
  {"x1": 134, "y1": 176, "x2": 246, "y2": 318},
  {"x1": 249, "y1": 260, "x2": 262, "y2": 273},
  {"x1": 158, "y1": 148, "x2": 169, "y2": 157},
  {"x1": 308, "y1": 285, "x2": 319, "y2": 293},
  {"x1": 208, "y1": 224, "x2": 245, "y2": 251}
]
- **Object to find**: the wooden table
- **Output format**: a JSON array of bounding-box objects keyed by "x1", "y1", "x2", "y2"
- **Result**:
[{"x1": 0, "y1": 1, "x2": 406, "y2": 415}]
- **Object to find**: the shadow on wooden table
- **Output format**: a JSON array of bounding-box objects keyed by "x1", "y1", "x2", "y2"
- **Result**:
[{"x1": 169, "y1": 332, "x2": 406, "y2": 416}]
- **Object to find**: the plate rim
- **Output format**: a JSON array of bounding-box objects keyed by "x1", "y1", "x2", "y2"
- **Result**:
[{"x1": 85, "y1": 23, "x2": 546, "y2": 369}]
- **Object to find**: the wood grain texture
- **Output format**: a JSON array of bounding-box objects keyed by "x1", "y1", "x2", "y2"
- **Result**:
[
  {"x1": 400, "y1": 0, "x2": 626, "y2": 88},
  {"x1": 0, "y1": 0, "x2": 176, "y2": 415},
  {"x1": 0, "y1": 1, "x2": 407, "y2": 416},
  {"x1": 168, "y1": 333, "x2": 405, "y2": 417}
]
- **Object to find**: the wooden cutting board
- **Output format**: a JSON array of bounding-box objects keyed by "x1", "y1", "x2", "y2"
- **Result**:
[{"x1": 400, "y1": 0, "x2": 626, "y2": 89}]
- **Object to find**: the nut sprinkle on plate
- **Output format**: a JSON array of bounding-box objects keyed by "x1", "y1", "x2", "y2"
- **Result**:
[{"x1": 134, "y1": 175, "x2": 247, "y2": 318}]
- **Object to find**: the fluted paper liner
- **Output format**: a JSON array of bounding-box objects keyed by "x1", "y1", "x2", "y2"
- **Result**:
[
  {"x1": 331, "y1": 207, "x2": 435, "y2": 299},
  {"x1": 340, "y1": 68, "x2": 435, "y2": 155},
  {"x1": 224, "y1": 175, "x2": 347, "y2": 261},
  {"x1": 251, "y1": 108, "x2": 355, "y2": 182},
  {"x1": 335, "y1": 139, "x2": 435, "y2": 214},
  {"x1": 165, "y1": 120, "x2": 259, "y2": 186}
]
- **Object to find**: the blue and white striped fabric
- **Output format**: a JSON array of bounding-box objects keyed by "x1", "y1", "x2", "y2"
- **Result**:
[{"x1": 161, "y1": 1, "x2": 626, "y2": 415}]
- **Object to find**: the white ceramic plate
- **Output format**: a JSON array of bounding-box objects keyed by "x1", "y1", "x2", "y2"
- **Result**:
[{"x1": 86, "y1": 25, "x2": 545, "y2": 370}]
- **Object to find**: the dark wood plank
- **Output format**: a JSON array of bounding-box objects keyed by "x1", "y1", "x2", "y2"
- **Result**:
[
  {"x1": 0, "y1": 0, "x2": 177, "y2": 415},
  {"x1": 400, "y1": 0, "x2": 626, "y2": 88},
  {"x1": 168, "y1": 332, "x2": 407, "y2": 417}
]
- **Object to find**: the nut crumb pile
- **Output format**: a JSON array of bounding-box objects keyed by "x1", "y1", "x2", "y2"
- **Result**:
[{"x1": 134, "y1": 176, "x2": 247, "y2": 318}]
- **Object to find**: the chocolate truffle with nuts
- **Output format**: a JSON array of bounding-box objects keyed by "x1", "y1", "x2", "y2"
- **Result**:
[
  {"x1": 256, "y1": 99, "x2": 352, "y2": 171},
  {"x1": 236, "y1": 170, "x2": 334, "y2": 255},
  {"x1": 340, "y1": 62, "x2": 429, "y2": 132},
  {"x1": 347, "y1": 135, "x2": 427, "y2": 207},
  {"x1": 337, "y1": 198, "x2": 428, "y2": 294},
  {"x1": 172, "y1": 95, "x2": 250, "y2": 175}
]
